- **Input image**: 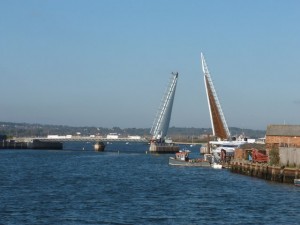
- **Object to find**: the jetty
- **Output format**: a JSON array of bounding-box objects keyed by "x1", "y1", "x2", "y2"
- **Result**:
[
  {"x1": 230, "y1": 160, "x2": 300, "y2": 184},
  {"x1": 2, "y1": 135, "x2": 148, "y2": 151},
  {"x1": 1, "y1": 138, "x2": 62, "y2": 150}
]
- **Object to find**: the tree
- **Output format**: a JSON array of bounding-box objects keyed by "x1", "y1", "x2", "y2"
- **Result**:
[{"x1": 269, "y1": 146, "x2": 280, "y2": 166}]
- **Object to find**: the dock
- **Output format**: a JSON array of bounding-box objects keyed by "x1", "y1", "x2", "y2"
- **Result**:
[
  {"x1": 230, "y1": 160, "x2": 300, "y2": 184},
  {"x1": 1, "y1": 139, "x2": 63, "y2": 150}
]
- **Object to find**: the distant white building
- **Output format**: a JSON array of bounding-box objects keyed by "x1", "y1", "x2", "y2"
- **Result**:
[
  {"x1": 128, "y1": 135, "x2": 141, "y2": 140},
  {"x1": 106, "y1": 133, "x2": 119, "y2": 139},
  {"x1": 47, "y1": 135, "x2": 60, "y2": 139},
  {"x1": 47, "y1": 135, "x2": 72, "y2": 139}
]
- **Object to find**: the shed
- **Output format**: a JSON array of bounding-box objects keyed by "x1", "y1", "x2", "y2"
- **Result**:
[{"x1": 266, "y1": 125, "x2": 300, "y2": 150}]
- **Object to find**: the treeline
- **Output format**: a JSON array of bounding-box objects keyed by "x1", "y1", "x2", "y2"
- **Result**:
[{"x1": 0, "y1": 122, "x2": 265, "y2": 140}]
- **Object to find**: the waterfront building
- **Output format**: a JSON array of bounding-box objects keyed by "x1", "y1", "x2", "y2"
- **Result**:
[
  {"x1": 266, "y1": 124, "x2": 300, "y2": 167},
  {"x1": 266, "y1": 125, "x2": 300, "y2": 149}
]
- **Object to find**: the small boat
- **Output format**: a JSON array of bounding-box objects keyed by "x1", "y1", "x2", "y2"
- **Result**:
[
  {"x1": 169, "y1": 150, "x2": 211, "y2": 167},
  {"x1": 294, "y1": 179, "x2": 300, "y2": 186},
  {"x1": 211, "y1": 163, "x2": 222, "y2": 169}
]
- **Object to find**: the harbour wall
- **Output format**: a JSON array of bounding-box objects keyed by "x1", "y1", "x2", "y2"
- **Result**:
[
  {"x1": 0, "y1": 140, "x2": 63, "y2": 150},
  {"x1": 1, "y1": 140, "x2": 28, "y2": 149},
  {"x1": 230, "y1": 160, "x2": 300, "y2": 184}
]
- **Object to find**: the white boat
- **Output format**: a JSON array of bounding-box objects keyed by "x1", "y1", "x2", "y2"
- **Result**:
[
  {"x1": 211, "y1": 163, "x2": 222, "y2": 169},
  {"x1": 209, "y1": 139, "x2": 248, "y2": 162},
  {"x1": 294, "y1": 179, "x2": 300, "y2": 187},
  {"x1": 204, "y1": 153, "x2": 222, "y2": 169}
]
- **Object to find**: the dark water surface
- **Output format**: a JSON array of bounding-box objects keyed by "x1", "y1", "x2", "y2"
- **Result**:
[{"x1": 1, "y1": 143, "x2": 300, "y2": 225}]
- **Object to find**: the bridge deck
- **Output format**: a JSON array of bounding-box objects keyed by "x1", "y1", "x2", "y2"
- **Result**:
[{"x1": 15, "y1": 137, "x2": 149, "y2": 143}]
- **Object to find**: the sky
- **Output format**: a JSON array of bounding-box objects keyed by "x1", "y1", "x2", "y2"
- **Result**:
[{"x1": 1, "y1": 0, "x2": 300, "y2": 130}]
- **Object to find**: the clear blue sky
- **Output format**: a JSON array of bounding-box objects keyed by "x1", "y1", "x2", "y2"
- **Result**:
[{"x1": 1, "y1": 0, "x2": 300, "y2": 130}]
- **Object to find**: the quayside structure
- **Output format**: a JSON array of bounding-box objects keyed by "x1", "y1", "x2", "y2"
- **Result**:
[{"x1": 149, "y1": 72, "x2": 180, "y2": 153}]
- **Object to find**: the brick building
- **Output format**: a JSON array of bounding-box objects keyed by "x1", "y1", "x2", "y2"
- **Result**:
[{"x1": 265, "y1": 125, "x2": 300, "y2": 151}]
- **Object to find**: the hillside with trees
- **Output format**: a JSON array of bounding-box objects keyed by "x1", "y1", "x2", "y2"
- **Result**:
[{"x1": 0, "y1": 122, "x2": 265, "y2": 142}]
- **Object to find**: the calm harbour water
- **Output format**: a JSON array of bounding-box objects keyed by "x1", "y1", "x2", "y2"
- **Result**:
[{"x1": 0, "y1": 142, "x2": 300, "y2": 225}]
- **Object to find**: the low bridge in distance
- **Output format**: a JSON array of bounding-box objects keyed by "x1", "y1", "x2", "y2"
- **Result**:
[{"x1": 15, "y1": 137, "x2": 149, "y2": 143}]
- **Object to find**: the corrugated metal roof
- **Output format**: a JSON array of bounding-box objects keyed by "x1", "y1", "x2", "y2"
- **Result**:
[{"x1": 266, "y1": 125, "x2": 300, "y2": 136}]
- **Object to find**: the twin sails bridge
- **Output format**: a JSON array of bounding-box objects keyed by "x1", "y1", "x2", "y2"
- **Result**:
[
  {"x1": 149, "y1": 53, "x2": 230, "y2": 147},
  {"x1": 16, "y1": 53, "x2": 229, "y2": 148}
]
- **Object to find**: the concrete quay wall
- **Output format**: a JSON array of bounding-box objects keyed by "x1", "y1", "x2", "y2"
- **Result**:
[
  {"x1": 230, "y1": 160, "x2": 300, "y2": 184},
  {"x1": 1, "y1": 140, "x2": 63, "y2": 150},
  {"x1": 149, "y1": 142, "x2": 180, "y2": 153},
  {"x1": 0, "y1": 141, "x2": 28, "y2": 149}
]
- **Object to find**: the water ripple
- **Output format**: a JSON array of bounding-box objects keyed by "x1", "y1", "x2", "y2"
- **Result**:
[{"x1": 1, "y1": 146, "x2": 300, "y2": 224}]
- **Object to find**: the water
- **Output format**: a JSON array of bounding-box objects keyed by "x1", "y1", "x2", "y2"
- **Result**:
[{"x1": 1, "y1": 142, "x2": 300, "y2": 225}]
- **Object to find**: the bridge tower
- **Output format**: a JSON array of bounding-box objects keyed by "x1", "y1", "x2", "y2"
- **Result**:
[
  {"x1": 149, "y1": 72, "x2": 180, "y2": 153},
  {"x1": 201, "y1": 53, "x2": 230, "y2": 140}
]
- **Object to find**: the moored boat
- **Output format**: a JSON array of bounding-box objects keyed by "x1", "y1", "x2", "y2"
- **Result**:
[
  {"x1": 169, "y1": 150, "x2": 211, "y2": 167},
  {"x1": 211, "y1": 163, "x2": 223, "y2": 169},
  {"x1": 209, "y1": 139, "x2": 248, "y2": 162},
  {"x1": 294, "y1": 179, "x2": 300, "y2": 186}
]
